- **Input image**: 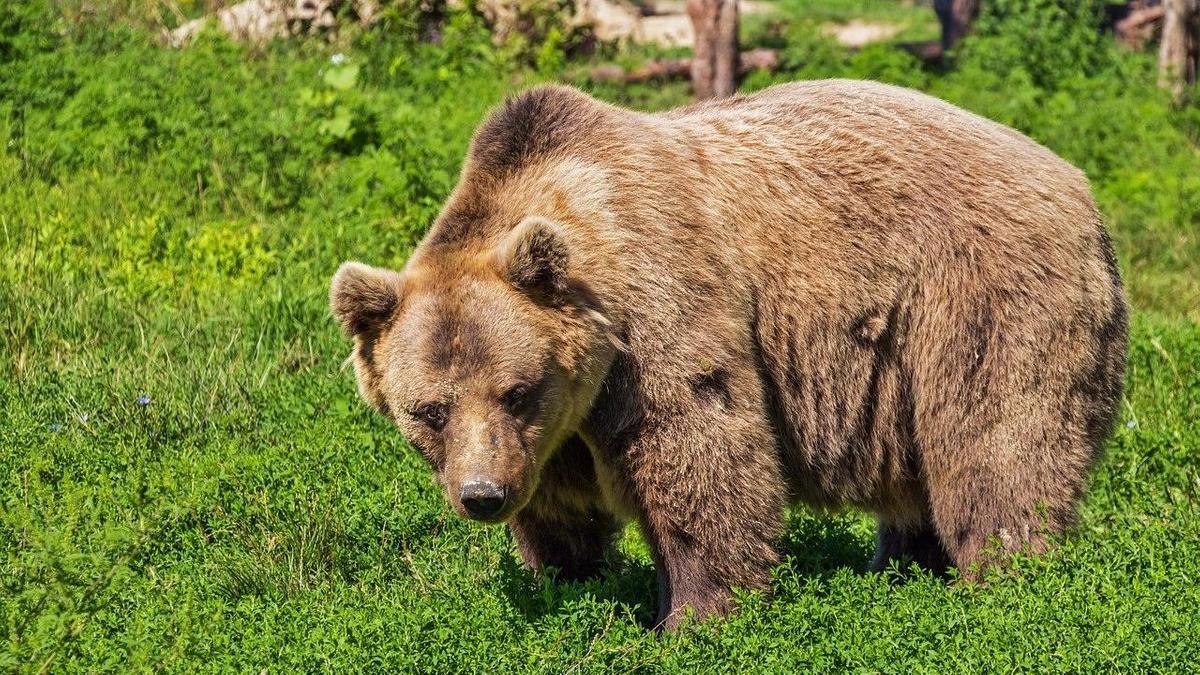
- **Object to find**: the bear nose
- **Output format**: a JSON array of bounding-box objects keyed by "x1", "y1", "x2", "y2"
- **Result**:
[{"x1": 460, "y1": 480, "x2": 507, "y2": 519}]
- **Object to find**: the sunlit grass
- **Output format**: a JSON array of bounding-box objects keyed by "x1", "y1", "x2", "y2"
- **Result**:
[{"x1": 2, "y1": 1, "x2": 1198, "y2": 670}]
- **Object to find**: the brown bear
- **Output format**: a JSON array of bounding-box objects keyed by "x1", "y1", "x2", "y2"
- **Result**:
[{"x1": 330, "y1": 80, "x2": 1128, "y2": 629}]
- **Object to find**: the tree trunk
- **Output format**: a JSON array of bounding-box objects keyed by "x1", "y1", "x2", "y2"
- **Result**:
[
  {"x1": 1159, "y1": 0, "x2": 1200, "y2": 98},
  {"x1": 687, "y1": 0, "x2": 739, "y2": 99},
  {"x1": 712, "y1": 0, "x2": 739, "y2": 98},
  {"x1": 934, "y1": 0, "x2": 980, "y2": 52}
]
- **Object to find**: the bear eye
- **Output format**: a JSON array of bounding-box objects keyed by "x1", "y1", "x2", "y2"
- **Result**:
[
  {"x1": 413, "y1": 402, "x2": 448, "y2": 431},
  {"x1": 501, "y1": 384, "x2": 535, "y2": 416}
]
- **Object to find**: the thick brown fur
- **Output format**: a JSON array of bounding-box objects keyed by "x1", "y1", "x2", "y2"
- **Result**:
[{"x1": 330, "y1": 80, "x2": 1128, "y2": 629}]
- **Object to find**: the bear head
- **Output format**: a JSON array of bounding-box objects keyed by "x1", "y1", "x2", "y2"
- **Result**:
[{"x1": 330, "y1": 216, "x2": 621, "y2": 523}]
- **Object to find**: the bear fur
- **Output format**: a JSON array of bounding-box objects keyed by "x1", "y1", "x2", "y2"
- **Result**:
[{"x1": 330, "y1": 80, "x2": 1128, "y2": 628}]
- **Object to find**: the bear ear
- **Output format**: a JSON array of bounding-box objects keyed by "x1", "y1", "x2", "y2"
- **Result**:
[
  {"x1": 330, "y1": 261, "x2": 404, "y2": 337},
  {"x1": 494, "y1": 216, "x2": 570, "y2": 301}
]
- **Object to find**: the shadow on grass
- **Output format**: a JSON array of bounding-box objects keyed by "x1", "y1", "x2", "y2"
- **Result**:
[
  {"x1": 495, "y1": 511, "x2": 880, "y2": 626},
  {"x1": 779, "y1": 513, "x2": 959, "y2": 585},
  {"x1": 496, "y1": 547, "x2": 661, "y2": 627},
  {"x1": 777, "y1": 512, "x2": 876, "y2": 578}
]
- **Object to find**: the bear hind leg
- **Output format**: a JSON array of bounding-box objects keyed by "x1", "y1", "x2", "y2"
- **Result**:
[
  {"x1": 908, "y1": 285, "x2": 1110, "y2": 580},
  {"x1": 921, "y1": 412, "x2": 1086, "y2": 580}
]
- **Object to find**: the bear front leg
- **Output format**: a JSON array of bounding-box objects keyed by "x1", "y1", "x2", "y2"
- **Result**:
[
  {"x1": 509, "y1": 503, "x2": 619, "y2": 581},
  {"x1": 871, "y1": 520, "x2": 952, "y2": 574},
  {"x1": 626, "y1": 407, "x2": 787, "y2": 629},
  {"x1": 508, "y1": 435, "x2": 621, "y2": 581}
]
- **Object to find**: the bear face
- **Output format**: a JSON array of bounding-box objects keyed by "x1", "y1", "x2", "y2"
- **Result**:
[{"x1": 331, "y1": 217, "x2": 620, "y2": 522}]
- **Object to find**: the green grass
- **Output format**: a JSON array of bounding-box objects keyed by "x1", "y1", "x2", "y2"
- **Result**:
[{"x1": 3, "y1": 0, "x2": 1200, "y2": 671}]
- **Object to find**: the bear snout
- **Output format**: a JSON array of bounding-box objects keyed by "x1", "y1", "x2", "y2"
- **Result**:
[{"x1": 459, "y1": 478, "x2": 510, "y2": 521}]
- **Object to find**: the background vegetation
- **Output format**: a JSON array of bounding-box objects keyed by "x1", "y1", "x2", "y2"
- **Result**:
[{"x1": 2, "y1": 0, "x2": 1198, "y2": 670}]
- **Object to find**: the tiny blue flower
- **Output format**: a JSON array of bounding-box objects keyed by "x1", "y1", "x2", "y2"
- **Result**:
[
  {"x1": 137, "y1": 394, "x2": 152, "y2": 407},
  {"x1": 1125, "y1": 419, "x2": 1137, "y2": 429},
  {"x1": 78, "y1": 413, "x2": 89, "y2": 423},
  {"x1": 49, "y1": 423, "x2": 64, "y2": 433},
  {"x1": 330, "y1": 52, "x2": 346, "y2": 65}
]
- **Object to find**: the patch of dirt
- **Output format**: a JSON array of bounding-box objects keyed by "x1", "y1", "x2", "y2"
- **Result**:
[
  {"x1": 617, "y1": 0, "x2": 772, "y2": 48},
  {"x1": 821, "y1": 19, "x2": 903, "y2": 48}
]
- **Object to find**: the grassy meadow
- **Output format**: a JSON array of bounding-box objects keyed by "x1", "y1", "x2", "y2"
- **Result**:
[{"x1": 2, "y1": 0, "x2": 1199, "y2": 670}]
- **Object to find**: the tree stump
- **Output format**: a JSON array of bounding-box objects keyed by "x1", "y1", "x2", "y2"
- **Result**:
[
  {"x1": 687, "y1": 0, "x2": 739, "y2": 99},
  {"x1": 1159, "y1": 0, "x2": 1200, "y2": 97},
  {"x1": 933, "y1": 0, "x2": 980, "y2": 52}
]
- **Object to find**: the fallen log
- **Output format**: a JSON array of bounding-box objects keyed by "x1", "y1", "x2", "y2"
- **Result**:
[{"x1": 587, "y1": 47, "x2": 778, "y2": 83}]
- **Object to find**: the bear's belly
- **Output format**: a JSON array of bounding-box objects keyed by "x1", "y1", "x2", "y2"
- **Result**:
[{"x1": 752, "y1": 298, "x2": 923, "y2": 519}]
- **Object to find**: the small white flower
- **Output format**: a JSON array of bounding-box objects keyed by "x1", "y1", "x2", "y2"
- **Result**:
[
  {"x1": 78, "y1": 413, "x2": 90, "y2": 423},
  {"x1": 1125, "y1": 419, "x2": 1137, "y2": 429},
  {"x1": 330, "y1": 53, "x2": 346, "y2": 65}
]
